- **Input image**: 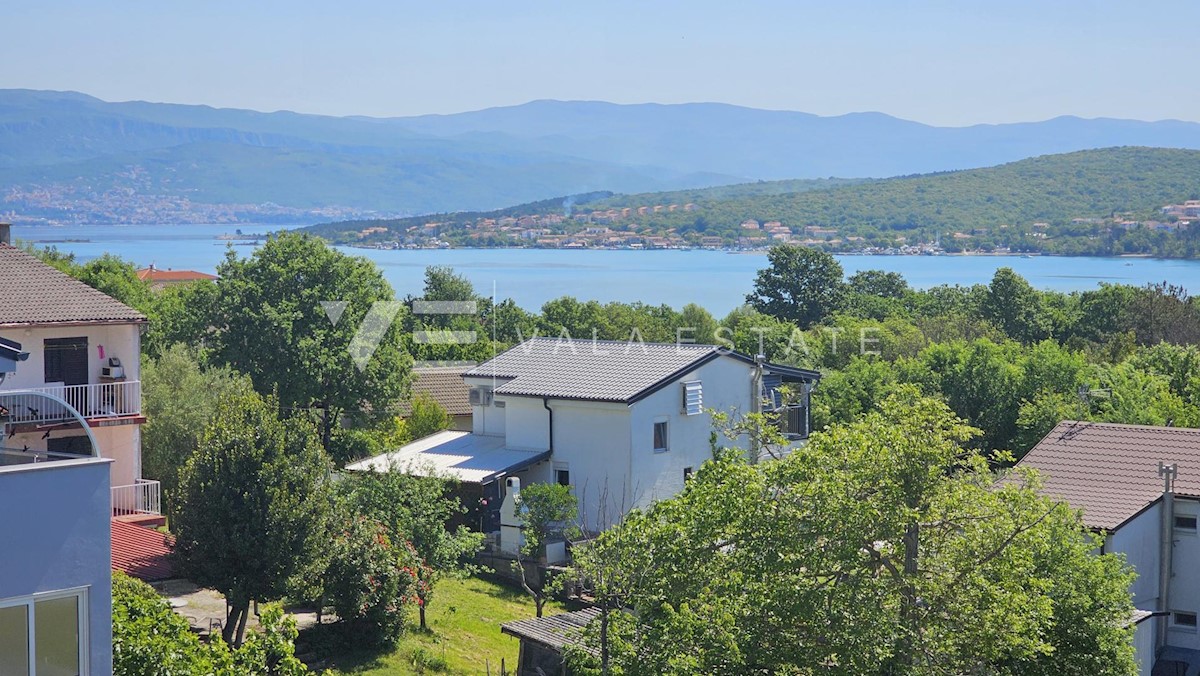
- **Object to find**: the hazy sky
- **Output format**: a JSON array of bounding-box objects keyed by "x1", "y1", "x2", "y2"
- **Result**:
[{"x1": 4, "y1": 1, "x2": 1197, "y2": 125}]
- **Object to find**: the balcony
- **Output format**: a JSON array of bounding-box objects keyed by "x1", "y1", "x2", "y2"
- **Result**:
[
  {"x1": 0, "y1": 380, "x2": 143, "y2": 429},
  {"x1": 112, "y1": 478, "x2": 162, "y2": 519}
]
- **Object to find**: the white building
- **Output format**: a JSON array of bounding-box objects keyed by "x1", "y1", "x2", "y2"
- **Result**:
[
  {"x1": 349, "y1": 337, "x2": 820, "y2": 534},
  {"x1": 0, "y1": 239, "x2": 159, "y2": 519},
  {"x1": 1017, "y1": 421, "x2": 1200, "y2": 676}
]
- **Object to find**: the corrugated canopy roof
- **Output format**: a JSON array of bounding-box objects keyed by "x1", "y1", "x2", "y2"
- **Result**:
[
  {"x1": 345, "y1": 430, "x2": 549, "y2": 484},
  {"x1": 502, "y1": 607, "x2": 601, "y2": 653},
  {"x1": 0, "y1": 244, "x2": 146, "y2": 326},
  {"x1": 1016, "y1": 421, "x2": 1200, "y2": 530},
  {"x1": 111, "y1": 520, "x2": 174, "y2": 582}
]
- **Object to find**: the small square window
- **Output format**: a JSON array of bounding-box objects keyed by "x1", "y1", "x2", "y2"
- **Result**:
[
  {"x1": 1173, "y1": 611, "x2": 1198, "y2": 629},
  {"x1": 653, "y1": 421, "x2": 669, "y2": 452},
  {"x1": 556, "y1": 469, "x2": 571, "y2": 487},
  {"x1": 683, "y1": 467, "x2": 694, "y2": 481},
  {"x1": 1175, "y1": 515, "x2": 1198, "y2": 532}
]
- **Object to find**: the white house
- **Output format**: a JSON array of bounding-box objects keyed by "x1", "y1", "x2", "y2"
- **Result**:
[
  {"x1": 349, "y1": 337, "x2": 819, "y2": 535},
  {"x1": 0, "y1": 238, "x2": 159, "y2": 521},
  {"x1": 1016, "y1": 421, "x2": 1200, "y2": 676}
]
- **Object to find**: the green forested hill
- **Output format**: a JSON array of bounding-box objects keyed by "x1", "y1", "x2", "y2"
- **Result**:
[
  {"x1": 309, "y1": 147, "x2": 1200, "y2": 257},
  {"x1": 602, "y1": 146, "x2": 1200, "y2": 233}
]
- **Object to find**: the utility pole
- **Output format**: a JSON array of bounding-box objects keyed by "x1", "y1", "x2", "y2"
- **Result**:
[{"x1": 750, "y1": 353, "x2": 764, "y2": 464}]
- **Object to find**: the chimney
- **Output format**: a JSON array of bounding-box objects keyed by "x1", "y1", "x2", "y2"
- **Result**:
[{"x1": 0, "y1": 223, "x2": 10, "y2": 246}]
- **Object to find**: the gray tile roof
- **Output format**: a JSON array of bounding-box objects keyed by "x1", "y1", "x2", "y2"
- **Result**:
[
  {"x1": 0, "y1": 244, "x2": 146, "y2": 326},
  {"x1": 401, "y1": 366, "x2": 473, "y2": 416},
  {"x1": 501, "y1": 607, "x2": 601, "y2": 652},
  {"x1": 1016, "y1": 420, "x2": 1200, "y2": 530},
  {"x1": 464, "y1": 337, "x2": 722, "y2": 402}
]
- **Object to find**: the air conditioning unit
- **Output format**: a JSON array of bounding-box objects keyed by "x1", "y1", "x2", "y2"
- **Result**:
[{"x1": 101, "y1": 357, "x2": 124, "y2": 379}]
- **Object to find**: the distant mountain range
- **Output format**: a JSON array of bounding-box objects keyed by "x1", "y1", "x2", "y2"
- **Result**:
[{"x1": 5, "y1": 89, "x2": 1200, "y2": 223}]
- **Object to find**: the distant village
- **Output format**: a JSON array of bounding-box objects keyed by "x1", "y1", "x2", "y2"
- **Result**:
[{"x1": 348, "y1": 199, "x2": 1200, "y2": 255}]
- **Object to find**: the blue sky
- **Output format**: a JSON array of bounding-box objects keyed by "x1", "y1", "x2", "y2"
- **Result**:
[{"x1": 3, "y1": 1, "x2": 1196, "y2": 125}]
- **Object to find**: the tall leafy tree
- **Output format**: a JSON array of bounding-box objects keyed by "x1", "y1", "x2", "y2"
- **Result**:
[
  {"x1": 981, "y1": 267, "x2": 1049, "y2": 343},
  {"x1": 572, "y1": 390, "x2": 1136, "y2": 675},
  {"x1": 212, "y1": 233, "x2": 411, "y2": 449},
  {"x1": 745, "y1": 245, "x2": 845, "y2": 328},
  {"x1": 339, "y1": 470, "x2": 482, "y2": 630},
  {"x1": 172, "y1": 391, "x2": 332, "y2": 647},
  {"x1": 141, "y1": 344, "x2": 254, "y2": 511}
]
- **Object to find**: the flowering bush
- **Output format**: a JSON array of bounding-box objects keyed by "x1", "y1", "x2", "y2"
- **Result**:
[{"x1": 323, "y1": 515, "x2": 421, "y2": 647}]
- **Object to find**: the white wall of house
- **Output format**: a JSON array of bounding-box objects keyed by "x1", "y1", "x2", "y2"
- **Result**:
[
  {"x1": 1133, "y1": 619, "x2": 1157, "y2": 676},
  {"x1": 0, "y1": 324, "x2": 141, "y2": 390},
  {"x1": 628, "y1": 356, "x2": 752, "y2": 513},
  {"x1": 1107, "y1": 504, "x2": 1162, "y2": 611},
  {"x1": 465, "y1": 376, "x2": 509, "y2": 437},
  {"x1": 1106, "y1": 498, "x2": 1200, "y2": 654},
  {"x1": 502, "y1": 396, "x2": 550, "y2": 451},
  {"x1": 549, "y1": 400, "x2": 632, "y2": 531}
]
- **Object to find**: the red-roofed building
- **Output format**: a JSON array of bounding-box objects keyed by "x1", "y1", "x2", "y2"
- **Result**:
[
  {"x1": 111, "y1": 520, "x2": 174, "y2": 582},
  {"x1": 136, "y1": 265, "x2": 217, "y2": 290}
]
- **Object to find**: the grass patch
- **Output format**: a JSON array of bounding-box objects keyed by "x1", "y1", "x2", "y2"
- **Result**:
[{"x1": 314, "y1": 576, "x2": 564, "y2": 675}]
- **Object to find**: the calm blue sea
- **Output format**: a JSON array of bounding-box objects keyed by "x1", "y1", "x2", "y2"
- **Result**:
[{"x1": 15, "y1": 223, "x2": 1200, "y2": 315}]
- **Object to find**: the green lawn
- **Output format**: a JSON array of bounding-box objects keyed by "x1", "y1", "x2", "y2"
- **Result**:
[{"x1": 317, "y1": 576, "x2": 563, "y2": 675}]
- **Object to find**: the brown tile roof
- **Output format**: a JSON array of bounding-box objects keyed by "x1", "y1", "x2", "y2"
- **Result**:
[
  {"x1": 401, "y1": 366, "x2": 473, "y2": 417},
  {"x1": 0, "y1": 244, "x2": 147, "y2": 327},
  {"x1": 1015, "y1": 421, "x2": 1200, "y2": 530},
  {"x1": 111, "y1": 520, "x2": 175, "y2": 582},
  {"x1": 136, "y1": 267, "x2": 217, "y2": 283}
]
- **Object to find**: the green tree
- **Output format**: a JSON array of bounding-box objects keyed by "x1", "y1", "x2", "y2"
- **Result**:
[
  {"x1": 141, "y1": 344, "x2": 255, "y2": 511},
  {"x1": 981, "y1": 267, "x2": 1049, "y2": 343},
  {"x1": 172, "y1": 391, "x2": 332, "y2": 647},
  {"x1": 745, "y1": 245, "x2": 845, "y2": 328},
  {"x1": 75, "y1": 254, "x2": 154, "y2": 313},
  {"x1": 847, "y1": 269, "x2": 910, "y2": 298},
  {"x1": 211, "y1": 233, "x2": 412, "y2": 450},
  {"x1": 142, "y1": 279, "x2": 219, "y2": 359},
  {"x1": 405, "y1": 392, "x2": 452, "y2": 441},
  {"x1": 678, "y1": 303, "x2": 719, "y2": 345},
  {"x1": 571, "y1": 390, "x2": 1136, "y2": 675},
  {"x1": 321, "y1": 513, "x2": 420, "y2": 647},
  {"x1": 514, "y1": 482, "x2": 579, "y2": 618},
  {"x1": 339, "y1": 470, "x2": 483, "y2": 630}
]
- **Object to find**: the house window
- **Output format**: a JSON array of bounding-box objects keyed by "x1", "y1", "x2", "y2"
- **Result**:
[
  {"x1": 556, "y1": 469, "x2": 571, "y2": 487},
  {"x1": 653, "y1": 421, "x2": 669, "y2": 452},
  {"x1": 1172, "y1": 611, "x2": 1198, "y2": 630},
  {"x1": 0, "y1": 588, "x2": 88, "y2": 676},
  {"x1": 684, "y1": 467, "x2": 694, "y2": 481},
  {"x1": 682, "y1": 381, "x2": 703, "y2": 416},
  {"x1": 1175, "y1": 515, "x2": 1198, "y2": 532},
  {"x1": 776, "y1": 404, "x2": 810, "y2": 440}
]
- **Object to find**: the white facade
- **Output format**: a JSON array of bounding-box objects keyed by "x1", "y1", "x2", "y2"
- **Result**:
[
  {"x1": 465, "y1": 353, "x2": 790, "y2": 530},
  {"x1": 1103, "y1": 497, "x2": 1200, "y2": 675},
  {"x1": 0, "y1": 323, "x2": 145, "y2": 489}
]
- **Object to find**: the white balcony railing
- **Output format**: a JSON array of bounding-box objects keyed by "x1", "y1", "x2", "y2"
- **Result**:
[
  {"x1": 0, "y1": 380, "x2": 142, "y2": 426},
  {"x1": 112, "y1": 479, "x2": 162, "y2": 516}
]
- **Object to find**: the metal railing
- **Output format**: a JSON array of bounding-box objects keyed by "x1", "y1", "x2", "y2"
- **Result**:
[
  {"x1": 112, "y1": 478, "x2": 162, "y2": 516},
  {"x1": 0, "y1": 380, "x2": 141, "y2": 425}
]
